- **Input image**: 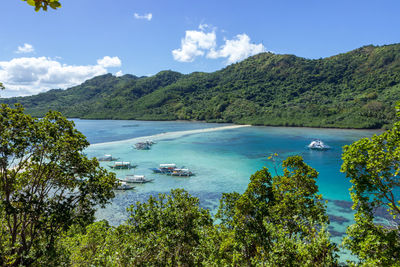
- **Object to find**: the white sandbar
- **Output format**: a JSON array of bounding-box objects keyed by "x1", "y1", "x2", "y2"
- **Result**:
[{"x1": 90, "y1": 124, "x2": 251, "y2": 148}]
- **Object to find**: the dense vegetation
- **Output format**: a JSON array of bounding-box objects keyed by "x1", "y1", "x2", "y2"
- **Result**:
[
  {"x1": 0, "y1": 104, "x2": 116, "y2": 266},
  {"x1": 3, "y1": 44, "x2": 400, "y2": 129},
  {"x1": 1, "y1": 104, "x2": 400, "y2": 266}
]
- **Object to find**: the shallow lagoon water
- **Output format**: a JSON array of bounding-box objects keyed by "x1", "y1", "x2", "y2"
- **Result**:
[
  {"x1": 75, "y1": 119, "x2": 381, "y2": 260},
  {"x1": 74, "y1": 120, "x2": 380, "y2": 216}
]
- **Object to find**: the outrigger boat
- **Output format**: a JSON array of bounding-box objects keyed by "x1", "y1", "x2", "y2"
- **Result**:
[
  {"x1": 98, "y1": 154, "x2": 119, "y2": 161},
  {"x1": 108, "y1": 161, "x2": 137, "y2": 169},
  {"x1": 150, "y1": 164, "x2": 194, "y2": 176},
  {"x1": 119, "y1": 175, "x2": 154, "y2": 184},
  {"x1": 307, "y1": 140, "x2": 330, "y2": 150},
  {"x1": 168, "y1": 168, "x2": 193, "y2": 177},
  {"x1": 134, "y1": 142, "x2": 151, "y2": 150},
  {"x1": 150, "y1": 163, "x2": 177, "y2": 174},
  {"x1": 115, "y1": 181, "x2": 135, "y2": 190},
  {"x1": 134, "y1": 140, "x2": 156, "y2": 150}
]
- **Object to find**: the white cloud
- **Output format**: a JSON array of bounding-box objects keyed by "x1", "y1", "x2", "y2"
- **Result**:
[
  {"x1": 207, "y1": 34, "x2": 266, "y2": 64},
  {"x1": 172, "y1": 27, "x2": 216, "y2": 62},
  {"x1": 0, "y1": 56, "x2": 122, "y2": 97},
  {"x1": 97, "y1": 56, "x2": 121, "y2": 68},
  {"x1": 172, "y1": 26, "x2": 266, "y2": 65},
  {"x1": 134, "y1": 13, "x2": 152, "y2": 21},
  {"x1": 115, "y1": 70, "x2": 123, "y2": 77},
  {"x1": 16, "y1": 43, "x2": 35, "y2": 54}
]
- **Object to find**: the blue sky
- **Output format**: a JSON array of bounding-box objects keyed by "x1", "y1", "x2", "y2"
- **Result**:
[{"x1": 1, "y1": 0, "x2": 400, "y2": 97}]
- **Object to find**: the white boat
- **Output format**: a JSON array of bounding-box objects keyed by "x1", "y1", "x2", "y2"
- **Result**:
[
  {"x1": 151, "y1": 163, "x2": 177, "y2": 173},
  {"x1": 115, "y1": 181, "x2": 135, "y2": 190},
  {"x1": 160, "y1": 163, "x2": 176, "y2": 169},
  {"x1": 108, "y1": 161, "x2": 137, "y2": 169},
  {"x1": 308, "y1": 140, "x2": 330, "y2": 150},
  {"x1": 120, "y1": 175, "x2": 154, "y2": 184},
  {"x1": 150, "y1": 163, "x2": 194, "y2": 176}
]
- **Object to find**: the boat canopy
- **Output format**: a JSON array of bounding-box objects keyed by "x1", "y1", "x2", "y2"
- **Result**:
[
  {"x1": 160, "y1": 164, "x2": 176, "y2": 168},
  {"x1": 126, "y1": 174, "x2": 145, "y2": 179},
  {"x1": 115, "y1": 161, "x2": 131, "y2": 165}
]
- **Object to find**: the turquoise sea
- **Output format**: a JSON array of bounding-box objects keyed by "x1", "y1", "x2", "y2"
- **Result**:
[{"x1": 75, "y1": 119, "x2": 382, "y2": 259}]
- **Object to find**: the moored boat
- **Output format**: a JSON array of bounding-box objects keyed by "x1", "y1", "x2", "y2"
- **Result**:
[
  {"x1": 150, "y1": 164, "x2": 194, "y2": 176},
  {"x1": 109, "y1": 161, "x2": 137, "y2": 169},
  {"x1": 150, "y1": 163, "x2": 177, "y2": 174},
  {"x1": 98, "y1": 154, "x2": 119, "y2": 161},
  {"x1": 134, "y1": 140, "x2": 155, "y2": 150},
  {"x1": 134, "y1": 142, "x2": 151, "y2": 150},
  {"x1": 120, "y1": 175, "x2": 154, "y2": 183},
  {"x1": 115, "y1": 181, "x2": 135, "y2": 190},
  {"x1": 168, "y1": 168, "x2": 193, "y2": 177}
]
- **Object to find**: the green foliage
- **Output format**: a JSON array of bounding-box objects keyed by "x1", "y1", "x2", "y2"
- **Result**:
[
  {"x1": 0, "y1": 104, "x2": 116, "y2": 266},
  {"x1": 53, "y1": 157, "x2": 338, "y2": 266},
  {"x1": 23, "y1": 0, "x2": 61, "y2": 11},
  {"x1": 57, "y1": 221, "x2": 119, "y2": 266},
  {"x1": 341, "y1": 104, "x2": 400, "y2": 266},
  {"x1": 58, "y1": 189, "x2": 214, "y2": 266},
  {"x1": 3, "y1": 44, "x2": 400, "y2": 128},
  {"x1": 125, "y1": 189, "x2": 213, "y2": 266},
  {"x1": 215, "y1": 156, "x2": 338, "y2": 266},
  {"x1": 3, "y1": 101, "x2": 400, "y2": 265}
]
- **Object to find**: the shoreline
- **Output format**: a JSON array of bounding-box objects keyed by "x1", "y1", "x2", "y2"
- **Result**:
[
  {"x1": 69, "y1": 117, "x2": 387, "y2": 131},
  {"x1": 90, "y1": 124, "x2": 251, "y2": 148},
  {"x1": 69, "y1": 117, "x2": 386, "y2": 131}
]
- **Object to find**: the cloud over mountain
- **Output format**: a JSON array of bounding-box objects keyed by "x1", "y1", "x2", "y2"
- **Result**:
[
  {"x1": 172, "y1": 25, "x2": 265, "y2": 64},
  {"x1": 172, "y1": 26, "x2": 217, "y2": 62},
  {"x1": 0, "y1": 56, "x2": 122, "y2": 97},
  {"x1": 97, "y1": 56, "x2": 122, "y2": 68},
  {"x1": 207, "y1": 34, "x2": 266, "y2": 64}
]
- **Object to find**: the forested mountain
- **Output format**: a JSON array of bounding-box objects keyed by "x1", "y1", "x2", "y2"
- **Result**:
[{"x1": 3, "y1": 44, "x2": 400, "y2": 129}]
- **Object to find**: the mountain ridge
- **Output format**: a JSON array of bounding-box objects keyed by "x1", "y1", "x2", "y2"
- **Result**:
[{"x1": 2, "y1": 43, "x2": 400, "y2": 129}]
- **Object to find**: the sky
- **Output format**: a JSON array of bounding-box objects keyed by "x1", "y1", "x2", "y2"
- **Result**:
[{"x1": 1, "y1": 0, "x2": 400, "y2": 97}]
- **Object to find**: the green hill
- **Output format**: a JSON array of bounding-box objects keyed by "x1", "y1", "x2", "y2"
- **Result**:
[{"x1": 2, "y1": 44, "x2": 400, "y2": 129}]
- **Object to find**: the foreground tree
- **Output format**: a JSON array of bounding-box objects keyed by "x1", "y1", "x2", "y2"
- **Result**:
[
  {"x1": 215, "y1": 156, "x2": 338, "y2": 266},
  {"x1": 341, "y1": 105, "x2": 400, "y2": 266},
  {"x1": 125, "y1": 189, "x2": 213, "y2": 266},
  {"x1": 59, "y1": 189, "x2": 214, "y2": 266},
  {"x1": 0, "y1": 104, "x2": 116, "y2": 266},
  {"x1": 22, "y1": 0, "x2": 61, "y2": 11},
  {"x1": 56, "y1": 157, "x2": 338, "y2": 266}
]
